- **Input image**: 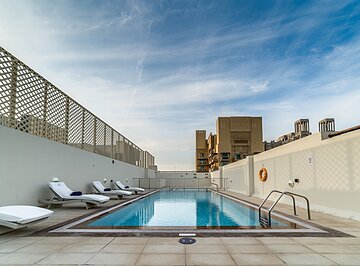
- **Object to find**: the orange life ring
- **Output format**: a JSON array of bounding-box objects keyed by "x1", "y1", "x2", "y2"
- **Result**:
[{"x1": 258, "y1": 168, "x2": 268, "y2": 182}]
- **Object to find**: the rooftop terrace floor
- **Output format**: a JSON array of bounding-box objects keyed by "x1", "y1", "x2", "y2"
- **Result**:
[{"x1": 0, "y1": 191, "x2": 359, "y2": 265}]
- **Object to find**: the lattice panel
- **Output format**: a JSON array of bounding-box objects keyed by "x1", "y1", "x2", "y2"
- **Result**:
[
  {"x1": 291, "y1": 151, "x2": 314, "y2": 190},
  {"x1": 104, "y1": 125, "x2": 113, "y2": 157},
  {"x1": 352, "y1": 138, "x2": 360, "y2": 190},
  {"x1": 95, "y1": 119, "x2": 105, "y2": 155},
  {"x1": 129, "y1": 142, "x2": 135, "y2": 164},
  {"x1": 83, "y1": 110, "x2": 95, "y2": 152},
  {"x1": 15, "y1": 63, "x2": 46, "y2": 137},
  {"x1": 135, "y1": 147, "x2": 141, "y2": 165},
  {"x1": 113, "y1": 131, "x2": 121, "y2": 160},
  {"x1": 315, "y1": 142, "x2": 350, "y2": 191},
  {"x1": 0, "y1": 49, "x2": 14, "y2": 127},
  {"x1": 274, "y1": 155, "x2": 291, "y2": 191},
  {"x1": 123, "y1": 139, "x2": 130, "y2": 163},
  {"x1": 45, "y1": 85, "x2": 67, "y2": 143},
  {"x1": 0, "y1": 46, "x2": 153, "y2": 168},
  {"x1": 68, "y1": 99, "x2": 83, "y2": 147}
]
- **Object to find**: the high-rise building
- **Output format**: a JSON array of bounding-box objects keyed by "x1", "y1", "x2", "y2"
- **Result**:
[
  {"x1": 195, "y1": 130, "x2": 209, "y2": 172},
  {"x1": 207, "y1": 133, "x2": 217, "y2": 171},
  {"x1": 195, "y1": 116, "x2": 263, "y2": 172},
  {"x1": 215, "y1": 117, "x2": 263, "y2": 167}
]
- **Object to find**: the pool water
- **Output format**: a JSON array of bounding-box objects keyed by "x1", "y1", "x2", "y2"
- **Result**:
[{"x1": 88, "y1": 190, "x2": 288, "y2": 228}]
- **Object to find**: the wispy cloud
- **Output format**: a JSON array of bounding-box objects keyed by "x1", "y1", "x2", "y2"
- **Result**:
[{"x1": 0, "y1": 0, "x2": 359, "y2": 170}]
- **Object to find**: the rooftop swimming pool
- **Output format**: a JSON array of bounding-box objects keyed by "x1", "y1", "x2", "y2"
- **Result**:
[
  {"x1": 51, "y1": 189, "x2": 332, "y2": 236},
  {"x1": 88, "y1": 189, "x2": 288, "y2": 229}
]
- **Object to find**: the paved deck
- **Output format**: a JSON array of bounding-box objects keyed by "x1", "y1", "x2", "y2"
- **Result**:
[{"x1": 0, "y1": 191, "x2": 359, "y2": 265}]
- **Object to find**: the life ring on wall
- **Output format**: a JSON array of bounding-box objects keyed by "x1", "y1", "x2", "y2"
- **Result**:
[{"x1": 258, "y1": 168, "x2": 268, "y2": 182}]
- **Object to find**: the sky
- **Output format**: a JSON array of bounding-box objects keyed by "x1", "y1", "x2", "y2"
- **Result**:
[{"x1": 1, "y1": 0, "x2": 360, "y2": 170}]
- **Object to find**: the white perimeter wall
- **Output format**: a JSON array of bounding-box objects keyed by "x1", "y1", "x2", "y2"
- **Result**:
[
  {"x1": 154, "y1": 171, "x2": 210, "y2": 189},
  {"x1": 212, "y1": 130, "x2": 360, "y2": 220},
  {"x1": 0, "y1": 125, "x2": 154, "y2": 206},
  {"x1": 155, "y1": 171, "x2": 208, "y2": 179}
]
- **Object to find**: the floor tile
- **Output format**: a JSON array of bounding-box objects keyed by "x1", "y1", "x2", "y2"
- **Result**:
[
  {"x1": 221, "y1": 237, "x2": 261, "y2": 245},
  {"x1": 0, "y1": 237, "x2": 15, "y2": 243},
  {"x1": 143, "y1": 244, "x2": 185, "y2": 253},
  {"x1": 333, "y1": 237, "x2": 360, "y2": 244},
  {"x1": 265, "y1": 244, "x2": 314, "y2": 253},
  {"x1": 101, "y1": 244, "x2": 145, "y2": 253},
  {"x1": 7, "y1": 237, "x2": 44, "y2": 244},
  {"x1": 15, "y1": 243, "x2": 66, "y2": 253},
  {"x1": 37, "y1": 252, "x2": 94, "y2": 265},
  {"x1": 186, "y1": 244, "x2": 227, "y2": 254},
  {"x1": 0, "y1": 243, "x2": 29, "y2": 253},
  {"x1": 136, "y1": 254, "x2": 185, "y2": 265},
  {"x1": 193, "y1": 237, "x2": 222, "y2": 244},
  {"x1": 186, "y1": 253, "x2": 235, "y2": 265},
  {"x1": 147, "y1": 237, "x2": 181, "y2": 245},
  {"x1": 76, "y1": 236, "x2": 114, "y2": 244},
  {"x1": 305, "y1": 244, "x2": 360, "y2": 253},
  {"x1": 257, "y1": 237, "x2": 298, "y2": 245},
  {"x1": 87, "y1": 253, "x2": 140, "y2": 265},
  {"x1": 111, "y1": 237, "x2": 149, "y2": 245},
  {"x1": 323, "y1": 253, "x2": 360, "y2": 265},
  {"x1": 0, "y1": 252, "x2": 48, "y2": 264},
  {"x1": 231, "y1": 253, "x2": 284, "y2": 265},
  {"x1": 226, "y1": 244, "x2": 270, "y2": 254},
  {"x1": 278, "y1": 253, "x2": 335, "y2": 265},
  {"x1": 59, "y1": 243, "x2": 105, "y2": 253},
  {"x1": 36, "y1": 237, "x2": 80, "y2": 244},
  {"x1": 292, "y1": 237, "x2": 336, "y2": 245}
]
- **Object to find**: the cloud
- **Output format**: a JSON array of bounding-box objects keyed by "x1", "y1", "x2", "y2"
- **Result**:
[{"x1": 0, "y1": 0, "x2": 360, "y2": 170}]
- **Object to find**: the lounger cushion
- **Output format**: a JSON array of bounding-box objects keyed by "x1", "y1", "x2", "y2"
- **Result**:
[
  {"x1": 65, "y1": 194, "x2": 110, "y2": 203},
  {"x1": 49, "y1": 182, "x2": 110, "y2": 203},
  {"x1": 92, "y1": 181, "x2": 132, "y2": 196},
  {"x1": 70, "y1": 191, "x2": 82, "y2": 196},
  {"x1": 0, "y1": 206, "x2": 53, "y2": 224},
  {"x1": 115, "y1": 181, "x2": 145, "y2": 192}
]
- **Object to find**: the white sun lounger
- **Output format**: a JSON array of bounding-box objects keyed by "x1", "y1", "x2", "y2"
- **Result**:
[
  {"x1": 0, "y1": 205, "x2": 53, "y2": 229},
  {"x1": 92, "y1": 181, "x2": 132, "y2": 199},
  {"x1": 39, "y1": 182, "x2": 110, "y2": 209},
  {"x1": 115, "y1": 180, "x2": 145, "y2": 194}
]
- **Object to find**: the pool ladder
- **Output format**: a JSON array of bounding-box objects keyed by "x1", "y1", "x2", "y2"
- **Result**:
[{"x1": 258, "y1": 190, "x2": 311, "y2": 227}]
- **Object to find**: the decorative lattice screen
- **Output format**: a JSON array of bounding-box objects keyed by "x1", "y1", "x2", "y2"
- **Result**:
[{"x1": 0, "y1": 46, "x2": 154, "y2": 167}]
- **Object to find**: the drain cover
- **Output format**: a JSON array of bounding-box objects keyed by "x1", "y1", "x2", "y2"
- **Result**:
[{"x1": 179, "y1": 237, "x2": 196, "y2": 244}]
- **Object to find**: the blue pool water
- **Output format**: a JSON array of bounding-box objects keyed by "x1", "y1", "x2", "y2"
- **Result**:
[{"x1": 89, "y1": 190, "x2": 287, "y2": 228}]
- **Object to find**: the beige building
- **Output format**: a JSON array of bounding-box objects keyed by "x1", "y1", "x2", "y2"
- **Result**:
[
  {"x1": 195, "y1": 130, "x2": 209, "y2": 172},
  {"x1": 196, "y1": 116, "x2": 263, "y2": 172},
  {"x1": 207, "y1": 133, "x2": 218, "y2": 171},
  {"x1": 264, "y1": 118, "x2": 314, "y2": 151}
]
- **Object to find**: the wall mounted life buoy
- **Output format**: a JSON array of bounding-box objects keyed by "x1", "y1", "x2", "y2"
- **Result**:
[{"x1": 258, "y1": 168, "x2": 268, "y2": 182}]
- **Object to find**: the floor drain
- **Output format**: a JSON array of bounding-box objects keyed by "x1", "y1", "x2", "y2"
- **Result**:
[{"x1": 179, "y1": 237, "x2": 196, "y2": 244}]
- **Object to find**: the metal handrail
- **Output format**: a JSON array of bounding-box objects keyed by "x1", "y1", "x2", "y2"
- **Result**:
[
  {"x1": 282, "y1": 191, "x2": 311, "y2": 220},
  {"x1": 210, "y1": 182, "x2": 219, "y2": 191},
  {"x1": 258, "y1": 190, "x2": 296, "y2": 217},
  {"x1": 258, "y1": 190, "x2": 311, "y2": 226}
]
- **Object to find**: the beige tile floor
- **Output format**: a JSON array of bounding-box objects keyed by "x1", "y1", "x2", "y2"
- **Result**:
[{"x1": 0, "y1": 192, "x2": 359, "y2": 265}]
